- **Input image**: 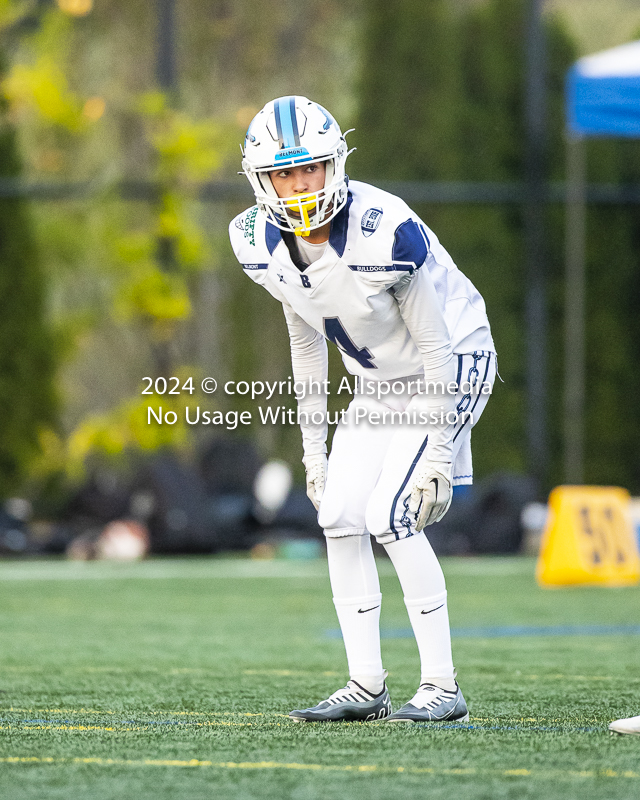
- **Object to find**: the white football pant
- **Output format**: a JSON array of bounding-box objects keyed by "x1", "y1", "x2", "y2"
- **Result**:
[{"x1": 319, "y1": 352, "x2": 496, "y2": 544}]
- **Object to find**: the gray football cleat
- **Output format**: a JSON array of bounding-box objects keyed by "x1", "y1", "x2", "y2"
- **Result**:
[
  {"x1": 385, "y1": 682, "x2": 469, "y2": 723},
  {"x1": 289, "y1": 680, "x2": 392, "y2": 722}
]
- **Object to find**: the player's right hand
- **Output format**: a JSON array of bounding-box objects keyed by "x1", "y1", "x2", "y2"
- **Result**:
[
  {"x1": 409, "y1": 461, "x2": 453, "y2": 530},
  {"x1": 303, "y1": 454, "x2": 327, "y2": 511}
]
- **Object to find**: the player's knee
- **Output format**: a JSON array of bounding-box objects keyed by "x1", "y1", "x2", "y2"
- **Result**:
[
  {"x1": 318, "y1": 494, "x2": 366, "y2": 533},
  {"x1": 318, "y1": 502, "x2": 341, "y2": 531},
  {"x1": 364, "y1": 495, "x2": 392, "y2": 540}
]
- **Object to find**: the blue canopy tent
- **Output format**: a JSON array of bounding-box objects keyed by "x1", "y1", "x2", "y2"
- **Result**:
[{"x1": 564, "y1": 40, "x2": 640, "y2": 482}]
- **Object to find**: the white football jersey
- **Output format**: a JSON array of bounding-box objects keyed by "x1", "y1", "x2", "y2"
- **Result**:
[{"x1": 229, "y1": 180, "x2": 494, "y2": 384}]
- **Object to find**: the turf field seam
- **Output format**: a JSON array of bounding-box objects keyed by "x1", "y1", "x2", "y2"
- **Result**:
[
  {"x1": 0, "y1": 718, "x2": 608, "y2": 734},
  {"x1": 1, "y1": 707, "x2": 269, "y2": 717},
  {"x1": 1, "y1": 756, "x2": 639, "y2": 780},
  {"x1": 327, "y1": 624, "x2": 640, "y2": 639},
  {"x1": 0, "y1": 721, "x2": 252, "y2": 731},
  {"x1": 0, "y1": 710, "x2": 613, "y2": 729}
]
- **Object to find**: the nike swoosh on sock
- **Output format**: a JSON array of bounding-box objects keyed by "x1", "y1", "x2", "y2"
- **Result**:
[
  {"x1": 421, "y1": 603, "x2": 444, "y2": 615},
  {"x1": 358, "y1": 605, "x2": 380, "y2": 614}
]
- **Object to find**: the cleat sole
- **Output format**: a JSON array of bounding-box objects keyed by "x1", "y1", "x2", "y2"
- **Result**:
[{"x1": 385, "y1": 711, "x2": 470, "y2": 724}]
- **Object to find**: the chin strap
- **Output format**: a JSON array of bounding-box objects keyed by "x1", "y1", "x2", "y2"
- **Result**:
[{"x1": 281, "y1": 231, "x2": 309, "y2": 273}]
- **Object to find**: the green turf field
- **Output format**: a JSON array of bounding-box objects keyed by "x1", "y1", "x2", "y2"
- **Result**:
[{"x1": 1, "y1": 554, "x2": 639, "y2": 800}]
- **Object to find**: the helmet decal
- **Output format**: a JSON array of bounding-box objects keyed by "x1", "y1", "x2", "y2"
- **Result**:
[
  {"x1": 316, "y1": 104, "x2": 335, "y2": 133},
  {"x1": 245, "y1": 117, "x2": 257, "y2": 144},
  {"x1": 274, "y1": 96, "x2": 301, "y2": 149}
]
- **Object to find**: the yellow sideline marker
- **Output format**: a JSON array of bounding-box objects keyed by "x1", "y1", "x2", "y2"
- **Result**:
[
  {"x1": 537, "y1": 486, "x2": 640, "y2": 587},
  {"x1": 0, "y1": 755, "x2": 639, "y2": 781}
]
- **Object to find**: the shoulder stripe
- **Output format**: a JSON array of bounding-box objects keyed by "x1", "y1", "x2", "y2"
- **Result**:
[
  {"x1": 265, "y1": 221, "x2": 281, "y2": 255},
  {"x1": 419, "y1": 223, "x2": 431, "y2": 250},
  {"x1": 392, "y1": 218, "x2": 429, "y2": 272},
  {"x1": 347, "y1": 265, "x2": 395, "y2": 273},
  {"x1": 328, "y1": 192, "x2": 353, "y2": 258}
]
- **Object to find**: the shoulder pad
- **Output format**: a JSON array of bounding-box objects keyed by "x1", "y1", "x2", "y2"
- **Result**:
[{"x1": 342, "y1": 182, "x2": 430, "y2": 280}]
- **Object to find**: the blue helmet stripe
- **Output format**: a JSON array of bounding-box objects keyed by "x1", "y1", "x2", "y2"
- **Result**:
[{"x1": 274, "y1": 96, "x2": 300, "y2": 149}]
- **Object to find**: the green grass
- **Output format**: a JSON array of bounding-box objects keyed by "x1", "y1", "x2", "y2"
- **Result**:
[{"x1": 1, "y1": 555, "x2": 640, "y2": 799}]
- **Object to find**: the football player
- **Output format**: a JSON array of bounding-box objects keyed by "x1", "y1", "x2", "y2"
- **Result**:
[{"x1": 229, "y1": 96, "x2": 496, "y2": 723}]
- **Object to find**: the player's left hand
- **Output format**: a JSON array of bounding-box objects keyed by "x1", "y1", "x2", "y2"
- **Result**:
[
  {"x1": 303, "y1": 454, "x2": 328, "y2": 511},
  {"x1": 409, "y1": 462, "x2": 453, "y2": 530}
]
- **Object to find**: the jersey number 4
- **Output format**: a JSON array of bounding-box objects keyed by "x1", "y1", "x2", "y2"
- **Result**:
[{"x1": 323, "y1": 317, "x2": 376, "y2": 369}]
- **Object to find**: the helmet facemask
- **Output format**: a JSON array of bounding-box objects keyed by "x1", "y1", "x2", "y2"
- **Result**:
[{"x1": 249, "y1": 157, "x2": 345, "y2": 237}]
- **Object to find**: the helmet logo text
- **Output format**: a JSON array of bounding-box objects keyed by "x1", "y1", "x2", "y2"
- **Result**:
[{"x1": 274, "y1": 147, "x2": 311, "y2": 161}]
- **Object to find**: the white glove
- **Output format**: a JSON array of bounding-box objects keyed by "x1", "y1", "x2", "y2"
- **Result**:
[
  {"x1": 408, "y1": 462, "x2": 453, "y2": 531},
  {"x1": 303, "y1": 454, "x2": 327, "y2": 511}
]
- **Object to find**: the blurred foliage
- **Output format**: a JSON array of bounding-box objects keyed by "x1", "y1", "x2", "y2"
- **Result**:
[
  {"x1": 109, "y1": 93, "x2": 229, "y2": 346},
  {"x1": 67, "y1": 391, "x2": 193, "y2": 474},
  {"x1": 115, "y1": 268, "x2": 191, "y2": 326},
  {"x1": 354, "y1": 0, "x2": 640, "y2": 492},
  {"x1": 0, "y1": 0, "x2": 234, "y2": 495},
  {"x1": 3, "y1": 56, "x2": 84, "y2": 128},
  {"x1": 0, "y1": 41, "x2": 57, "y2": 497},
  {"x1": 0, "y1": 0, "x2": 367, "y2": 502},
  {"x1": 548, "y1": 0, "x2": 640, "y2": 55}
]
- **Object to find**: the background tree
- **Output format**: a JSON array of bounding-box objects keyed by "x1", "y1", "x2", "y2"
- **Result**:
[{"x1": 0, "y1": 44, "x2": 57, "y2": 497}]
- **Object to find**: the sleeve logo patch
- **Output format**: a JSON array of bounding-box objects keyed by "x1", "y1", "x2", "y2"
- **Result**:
[
  {"x1": 361, "y1": 207, "x2": 383, "y2": 237},
  {"x1": 244, "y1": 206, "x2": 258, "y2": 246}
]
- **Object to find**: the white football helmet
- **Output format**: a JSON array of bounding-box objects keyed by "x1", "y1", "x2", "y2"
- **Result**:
[{"x1": 241, "y1": 96, "x2": 352, "y2": 236}]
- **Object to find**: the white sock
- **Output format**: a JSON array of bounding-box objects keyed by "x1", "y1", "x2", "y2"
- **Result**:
[
  {"x1": 383, "y1": 534, "x2": 455, "y2": 683},
  {"x1": 420, "y1": 676, "x2": 457, "y2": 692},
  {"x1": 403, "y1": 593, "x2": 455, "y2": 683},
  {"x1": 326, "y1": 535, "x2": 385, "y2": 690},
  {"x1": 351, "y1": 671, "x2": 387, "y2": 695}
]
